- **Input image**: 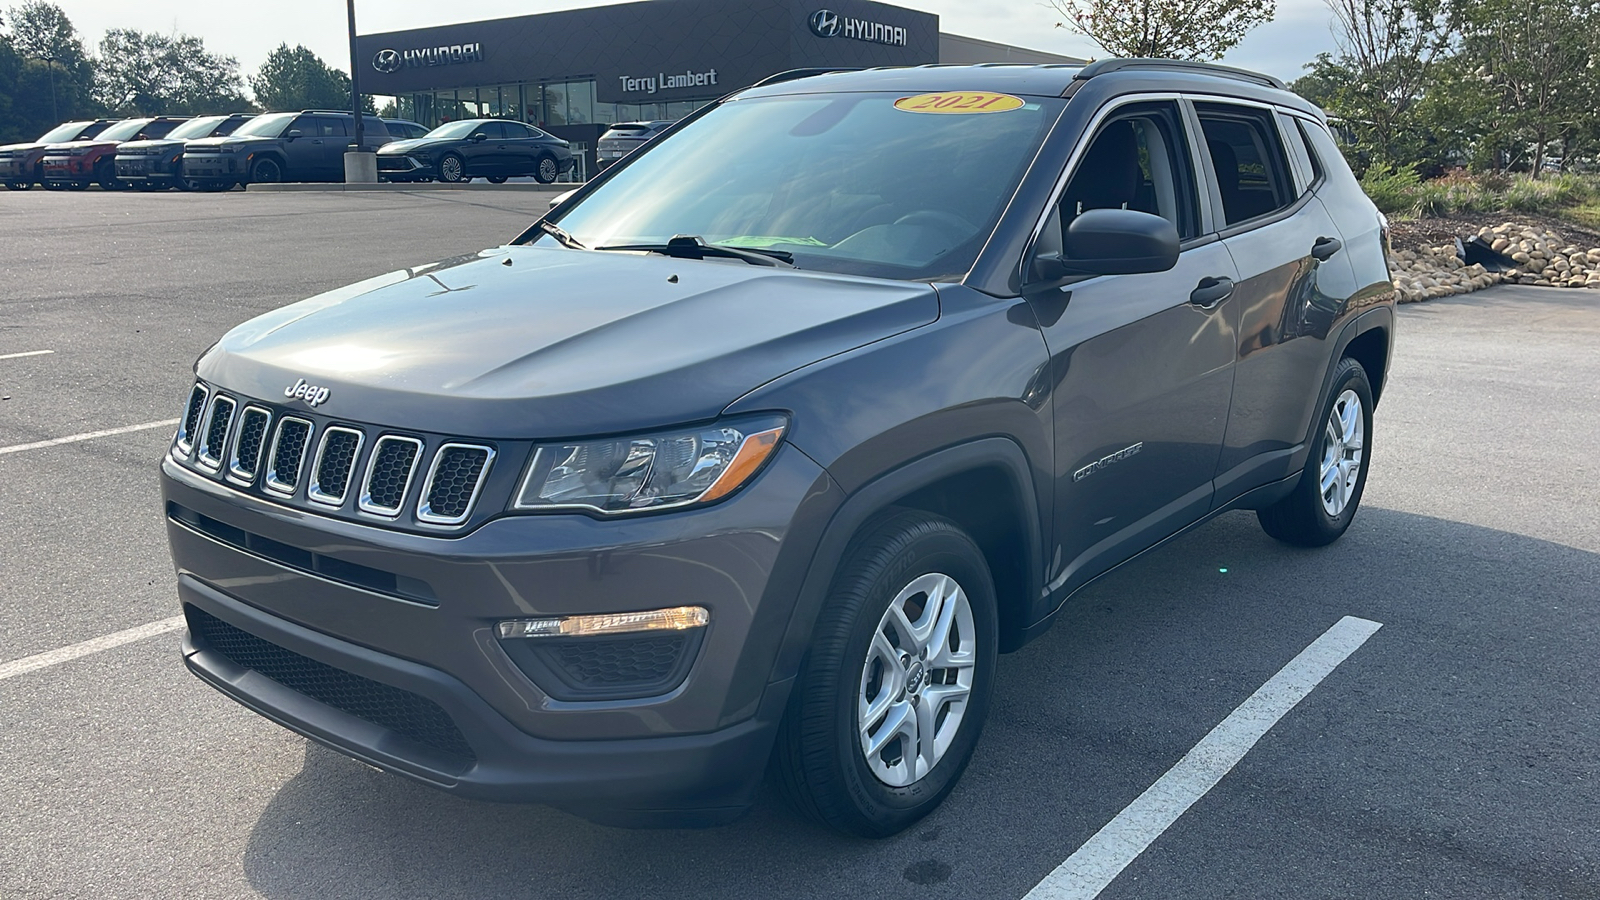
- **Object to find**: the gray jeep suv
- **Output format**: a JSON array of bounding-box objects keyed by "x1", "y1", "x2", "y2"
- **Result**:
[
  {"x1": 161, "y1": 61, "x2": 1394, "y2": 837},
  {"x1": 181, "y1": 110, "x2": 391, "y2": 187}
]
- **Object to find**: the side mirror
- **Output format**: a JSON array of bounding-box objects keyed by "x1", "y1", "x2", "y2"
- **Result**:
[
  {"x1": 470, "y1": 132, "x2": 488, "y2": 143},
  {"x1": 285, "y1": 129, "x2": 302, "y2": 141},
  {"x1": 1030, "y1": 209, "x2": 1181, "y2": 285}
]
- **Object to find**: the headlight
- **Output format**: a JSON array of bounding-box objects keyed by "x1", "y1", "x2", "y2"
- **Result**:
[{"x1": 512, "y1": 417, "x2": 785, "y2": 514}]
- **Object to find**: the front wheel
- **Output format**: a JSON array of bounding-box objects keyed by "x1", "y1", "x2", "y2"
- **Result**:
[
  {"x1": 1258, "y1": 356, "x2": 1374, "y2": 546},
  {"x1": 248, "y1": 158, "x2": 282, "y2": 185},
  {"x1": 534, "y1": 155, "x2": 559, "y2": 183},
  {"x1": 5, "y1": 179, "x2": 31, "y2": 191},
  {"x1": 773, "y1": 510, "x2": 997, "y2": 837},
  {"x1": 486, "y1": 175, "x2": 508, "y2": 184},
  {"x1": 437, "y1": 153, "x2": 465, "y2": 183}
]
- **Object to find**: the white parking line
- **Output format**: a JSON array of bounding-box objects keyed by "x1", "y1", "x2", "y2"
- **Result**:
[
  {"x1": 0, "y1": 418, "x2": 179, "y2": 455},
  {"x1": 0, "y1": 349, "x2": 54, "y2": 360},
  {"x1": 0, "y1": 616, "x2": 185, "y2": 682},
  {"x1": 1024, "y1": 615, "x2": 1383, "y2": 900}
]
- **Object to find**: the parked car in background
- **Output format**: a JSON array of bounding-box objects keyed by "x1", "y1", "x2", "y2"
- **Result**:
[
  {"x1": 114, "y1": 114, "x2": 254, "y2": 192},
  {"x1": 596, "y1": 120, "x2": 675, "y2": 170},
  {"x1": 182, "y1": 110, "x2": 392, "y2": 188},
  {"x1": 1, "y1": 119, "x2": 116, "y2": 190},
  {"x1": 377, "y1": 118, "x2": 574, "y2": 183},
  {"x1": 40, "y1": 117, "x2": 188, "y2": 191},
  {"x1": 382, "y1": 118, "x2": 429, "y2": 140}
]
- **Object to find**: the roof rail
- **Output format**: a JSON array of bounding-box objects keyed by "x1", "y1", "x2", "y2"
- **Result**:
[
  {"x1": 1072, "y1": 58, "x2": 1287, "y2": 91},
  {"x1": 751, "y1": 67, "x2": 860, "y2": 87},
  {"x1": 298, "y1": 109, "x2": 380, "y2": 115}
]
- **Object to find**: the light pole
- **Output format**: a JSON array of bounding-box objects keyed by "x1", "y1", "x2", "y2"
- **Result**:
[
  {"x1": 34, "y1": 55, "x2": 58, "y2": 122},
  {"x1": 343, "y1": 0, "x2": 377, "y2": 183}
]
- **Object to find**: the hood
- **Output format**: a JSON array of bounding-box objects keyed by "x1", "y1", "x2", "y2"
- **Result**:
[
  {"x1": 0, "y1": 142, "x2": 45, "y2": 154},
  {"x1": 118, "y1": 139, "x2": 182, "y2": 152},
  {"x1": 377, "y1": 138, "x2": 434, "y2": 154},
  {"x1": 44, "y1": 140, "x2": 113, "y2": 153},
  {"x1": 187, "y1": 135, "x2": 266, "y2": 151},
  {"x1": 199, "y1": 244, "x2": 939, "y2": 439}
]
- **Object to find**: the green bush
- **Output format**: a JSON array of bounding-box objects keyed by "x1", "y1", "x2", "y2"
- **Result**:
[
  {"x1": 1362, "y1": 171, "x2": 1600, "y2": 220},
  {"x1": 1359, "y1": 165, "x2": 1424, "y2": 215}
]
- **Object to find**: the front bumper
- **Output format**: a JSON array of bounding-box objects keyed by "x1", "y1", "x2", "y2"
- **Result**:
[
  {"x1": 377, "y1": 155, "x2": 431, "y2": 180},
  {"x1": 183, "y1": 155, "x2": 241, "y2": 181},
  {"x1": 116, "y1": 155, "x2": 178, "y2": 181},
  {"x1": 41, "y1": 155, "x2": 90, "y2": 182},
  {"x1": 0, "y1": 156, "x2": 32, "y2": 179},
  {"x1": 162, "y1": 445, "x2": 837, "y2": 821}
]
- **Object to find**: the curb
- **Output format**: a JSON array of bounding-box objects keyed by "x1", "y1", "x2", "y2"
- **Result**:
[{"x1": 247, "y1": 182, "x2": 574, "y2": 193}]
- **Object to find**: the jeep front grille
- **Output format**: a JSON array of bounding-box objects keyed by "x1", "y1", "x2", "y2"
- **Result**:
[
  {"x1": 265, "y1": 417, "x2": 312, "y2": 495},
  {"x1": 307, "y1": 426, "x2": 363, "y2": 506},
  {"x1": 227, "y1": 407, "x2": 271, "y2": 485},
  {"x1": 417, "y1": 444, "x2": 494, "y2": 526},
  {"x1": 359, "y1": 436, "x2": 423, "y2": 516},
  {"x1": 196, "y1": 395, "x2": 236, "y2": 470},
  {"x1": 176, "y1": 383, "x2": 208, "y2": 454}
]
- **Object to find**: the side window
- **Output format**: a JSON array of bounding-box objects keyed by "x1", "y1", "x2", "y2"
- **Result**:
[
  {"x1": 1055, "y1": 101, "x2": 1200, "y2": 243},
  {"x1": 1296, "y1": 120, "x2": 1326, "y2": 184},
  {"x1": 481, "y1": 121, "x2": 510, "y2": 140},
  {"x1": 503, "y1": 122, "x2": 533, "y2": 139},
  {"x1": 319, "y1": 117, "x2": 349, "y2": 138},
  {"x1": 289, "y1": 115, "x2": 317, "y2": 136},
  {"x1": 1195, "y1": 103, "x2": 1296, "y2": 226}
]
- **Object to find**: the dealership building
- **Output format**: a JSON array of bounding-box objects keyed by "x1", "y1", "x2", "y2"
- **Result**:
[{"x1": 356, "y1": 0, "x2": 1083, "y2": 174}]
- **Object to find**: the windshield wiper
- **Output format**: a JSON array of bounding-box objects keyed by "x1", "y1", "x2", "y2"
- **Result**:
[
  {"x1": 596, "y1": 234, "x2": 795, "y2": 267},
  {"x1": 538, "y1": 219, "x2": 587, "y2": 250}
]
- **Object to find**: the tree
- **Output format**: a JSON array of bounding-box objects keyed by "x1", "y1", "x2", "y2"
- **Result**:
[
  {"x1": 0, "y1": 2, "x2": 95, "y2": 139},
  {"x1": 5, "y1": 0, "x2": 87, "y2": 68},
  {"x1": 249, "y1": 43, "x2": 373, "y2": 114},
  {"x1": 1048, "y1": 0, "x2": 1276, "y2": 60},
  {"x1": 1450, "y1": 0, "x2": 1598, "y2": 175},
  {"x1": 1316, "y1": 0, "x2": 1455, "y2": 166},
  {"x1": 93, "y1": 28, "x2": 248, "y2": 115}
]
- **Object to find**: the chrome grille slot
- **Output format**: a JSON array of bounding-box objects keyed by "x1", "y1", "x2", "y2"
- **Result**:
[
  {"x1": 175, "y1": 383, "x2": 208, "y2": 455},
  {"x1": 308, "y1": 426, "x2": 364, "y2": 507},
  {"x1": 227, "y1": 407, "x2": 272, "y2": 485},
  {"x1": 359, "y1": 436, "x2": 423, "y2": 517},
  {"x1": 417, "y1": 443, "x2": 495, "y2": 526},
  {"x1": 265, "y1": 418, "x2": 313, "y2": 495},
  {"x1": 196, "y1": 395, "x2": 236, "y2": 470}
]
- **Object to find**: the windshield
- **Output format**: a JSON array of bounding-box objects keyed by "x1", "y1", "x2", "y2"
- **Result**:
[
  {"x1": 424, "y1": 121, "x2": 486, "y2": 140},
  {"x1": 233, "y1": 113, "x2": 296, "y2": 138},
  {"x1": 97, "y1": 119, "x2": 155, "y2": 142},
  {"x1": 550, "y1": 92, "x2": 1063, "y2": 280},
  {"x1": 167, "y1": 116, "x2": 226, "y2": 140},
  {"x1": 39, "y1": 121, "x2": 96, "y2": 143}
]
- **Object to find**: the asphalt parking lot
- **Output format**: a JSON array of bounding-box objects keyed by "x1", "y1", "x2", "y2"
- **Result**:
[{"x1": 2, "y1": 191, "x2": 1597, "y2": 899}]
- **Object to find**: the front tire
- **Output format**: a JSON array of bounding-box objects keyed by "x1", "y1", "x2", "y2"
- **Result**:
[
  {"x1": 248, "y1": 158, "x2": 282, "y2": 185},
  {"x1": 437, "y1": 153, "x2": 465, "y2": 183},
  {"x1": 1258, "y1": 356, "x2": 1374, "y2": 546},
  {"x1": 773, "y1": 510, "x2": 997, "y2": 837}
]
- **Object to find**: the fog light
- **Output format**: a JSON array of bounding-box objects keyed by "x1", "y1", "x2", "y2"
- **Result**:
[{"x1": 497, "y1": 605, "x2": 708, "y2": 639}]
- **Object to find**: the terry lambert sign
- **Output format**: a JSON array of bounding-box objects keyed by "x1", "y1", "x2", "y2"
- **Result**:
[
  {"x1": 808, "y1": 9, "x2": 909, "y2": 46},
  {"x1": 373, "y1": 43, "x2": 484, "y2": 74}
]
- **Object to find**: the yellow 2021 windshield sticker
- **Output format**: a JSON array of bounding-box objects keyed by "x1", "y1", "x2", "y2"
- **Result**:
[{"x1": 893, "y1": 92, "x2": 1026, "y2": 114}]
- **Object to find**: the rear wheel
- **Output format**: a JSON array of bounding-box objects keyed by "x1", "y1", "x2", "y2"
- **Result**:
[
  {"x1": 95, "y1": 161, "x2": 122, "y2": 191},
  {"x1": 1258, "y1": 356, "x2": 1374, "y2": 546},
  {"x1": 248, "y1": 157, "x2": 282, "y2": 185},
  {"x1": 773, "y1": 510, "x2": 997, "y2": 837},
  {"x1": 437, "y1": 153, "x2": 465, "y2": 183},
  {"x1": 534, "y1": 155, "x2": 559, "y2": 183}
]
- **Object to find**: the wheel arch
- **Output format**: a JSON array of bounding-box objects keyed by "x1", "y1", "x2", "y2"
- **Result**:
[
  {"x1": 767, "y1": 437, "x2": 1046, "y2": 692},
  {"x1": 1341, "y1": 324, "x2": 1391, "y2": 406}
]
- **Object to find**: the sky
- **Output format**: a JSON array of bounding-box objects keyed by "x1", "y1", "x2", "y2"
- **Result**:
[{"x1": 39, "y1": 0, "x2": 1340, "y2": 89}]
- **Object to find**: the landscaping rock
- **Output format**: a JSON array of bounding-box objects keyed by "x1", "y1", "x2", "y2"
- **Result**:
[{"x1": 1390, "y1": 221, "x2": 1600, "y2": 303}]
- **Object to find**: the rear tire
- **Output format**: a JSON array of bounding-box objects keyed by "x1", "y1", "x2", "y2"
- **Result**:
[
  {"x1": 772, "y1": 510, "x2": 997, "y2": 837},
  {"x1": 1258, "y1": 357, "x2": 1374, "y2": 547},
  {"x1": 95, "y1": 161, "x2": 122, "y2": 191},
  {"x1": 486, "y1": 175, "x2": 508, "y2": 184},
  {"x1": 534, "y1": 155, "x2": 559, "y2": 183}
]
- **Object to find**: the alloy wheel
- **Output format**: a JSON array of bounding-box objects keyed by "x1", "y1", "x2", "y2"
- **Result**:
[
  {"x1": 538, "y1": 157, "x2": 558, "y2": 182},
  {"x1": 857, "y1": 572, "x2": 976, "y2": 788},
  {"x1": 1320, "y1": 388, "x2": 1364, "y2": 516},
  {"x1": 440, "y1": 156, "x2": 463, "y2": 182}
]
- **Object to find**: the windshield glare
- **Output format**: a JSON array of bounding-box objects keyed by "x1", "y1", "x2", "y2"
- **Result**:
[
  {"x1": 39, "y1": 121, "x2": 94, "y2": 143},
  {"x1": 167, "y1": 116, "x2": 226, "y2": 140},
  {"x1": 97, "y1": 119, "x2": 155, "y2": 142},
  {"x1": 551, "y1": 92, "x2": 1062, "y2": 280},
  {"x1": 233, "y1": 113, "x2": 296, "y2": 138},
  {"x1": 425, "y1": 121, "x2": 486, "y2": 140}
]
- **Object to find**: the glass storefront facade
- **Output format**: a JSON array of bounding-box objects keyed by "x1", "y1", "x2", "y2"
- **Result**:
[{"x1": 391, "y1": 80, "x2": 712, "y2": 130}]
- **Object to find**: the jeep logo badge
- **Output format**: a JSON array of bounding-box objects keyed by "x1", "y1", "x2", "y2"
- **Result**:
[
  {"x1": 809, "y1": 9, "x2": 841, "y2": 37},
  {"x1": 373, "y1": 48, "x2": 403, "y2": 74},
  {"x1": 285, "y1": 378, "x2": 331, "y2": 407}
]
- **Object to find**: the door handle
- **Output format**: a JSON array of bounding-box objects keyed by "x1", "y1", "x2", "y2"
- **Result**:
[
  {"x1": 1311, "y1": 236, "x2": 1342, "y2": 261},
  {"x1": 1189, "y1": 276, "x2": 1234, "y2": 309}
]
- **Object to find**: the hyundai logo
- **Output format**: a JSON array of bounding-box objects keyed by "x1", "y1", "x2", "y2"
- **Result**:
[
  {"x1": 809, "y1": 9, "x2": 841, "y2": 37},
  {"x1": 372, "y1": 48, "x2": 402, "y2": 74}
]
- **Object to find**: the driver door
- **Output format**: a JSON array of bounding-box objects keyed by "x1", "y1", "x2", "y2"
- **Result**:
[{"x1": 1029, "y1": 99, "x2": 1239, "y2": 599}]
